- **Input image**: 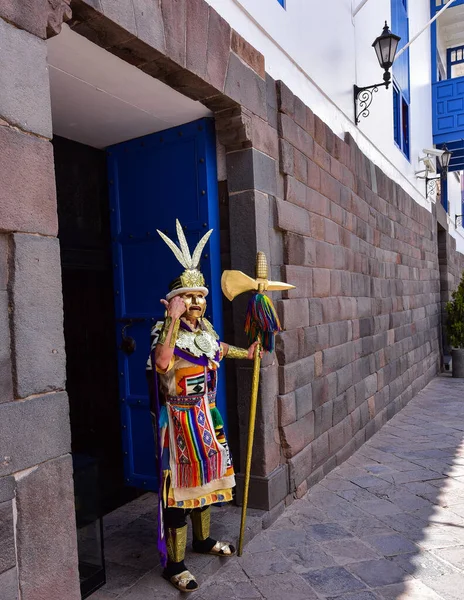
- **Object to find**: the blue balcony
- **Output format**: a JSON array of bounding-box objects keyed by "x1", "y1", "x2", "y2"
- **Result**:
[
  {"x1": 433, "y1": 77, "x2": 464, "y2": 170},
  {"x1": 432, "y1": 0, "x2": 464, "y2": 171},
  {"x1": 433, "y1": 77, "x2": 464, "y2": 145}
]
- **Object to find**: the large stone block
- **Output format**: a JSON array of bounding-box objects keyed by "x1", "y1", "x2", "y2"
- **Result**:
[
  {"x1": 11, "y1": 235, "x2": 65, "y2": 397},
  {"x1": 276, "y1": 199, "x2": 311, "y2": 236},
  {"x1": 295, "y1": 382, "x2": 313, "y2": 419},
  {"x1": 275, "y1": 328, "x2": 301, "y2": 365},
  {"x1": 282, "y1": 265, "x2": 313, "y2": 298},
  {"x1": 0, "y1": 567, "x2": 18, "y2": 600},
  {"x1": 279, "y1": 139, "x2": 294, "y2": 176},
  {"x1": 314, "y1": 402, "x2": 333, "y2": 437},
  {"x1": 0, "y1": 0, "x2": 68, "y2": 39},
  {"x1": 185, "y1": 0, "x2": 208, "y2": 77},
  {"x1": 278, "y1": 355, "x2": 314, "y2": 394},
  {"x1": 0, "y1": 500, "x2": 15, "y2": 575},
  {"x1": 276, "y1": 298, "x2": 310, "y2": 331},
  {"x1": 133, "y1": 0, "x2": 166, "y2": 50},
  {"x1": 235, "y1": 464, "x2": 289, "y2": 510},
  {"x1": 224, "y1": 53, "x2": 267, "y2": 119},
  {"x1": 312, "y1": 268, "x2": 331, "y2": 298},
  {"x1": 0, "y1": 128, "x2": 57, "y2": 235},
  {"x1": 309, "y1": 298, "x2": 324, "y2": 326},
  {"x1": 323, "y1": 343, "x2": 354, "y2": 374},
  {"x1": 0, "y1": 476, "x2": 15, "y2": 503},
  {"x1": 277, "y1": 392, "x2": 296, "y2": 427},
  {"x1": 15, "y1": 455, "x2": 80, "y2": 600},
  {"x1": 161, "y1": 0, "x2": 187, "y2": 67},
  {"x1": 278, "y1": 113, "x2": 314, "y2": 158},
  {"x1": 227, "y1": 148, "x2": 277, "y2": 196},
  {"x1": 333, "y1": 392, "x2": 349, "y2": 426},
  {"x1": 0, "y1": 19, "x2": 51, "y2": 138},
  {"x1": 0, "y1": 291, "x2": 13, "y2": 403},
  {"x1": 236, "y1": 363, "x2": 280, "y2": 476},
  {"x1": 294, "y1": 148, "x2": 308, "y2": 183},
  {"x1": 312, "y1": 431, "x2": 329, "y2": 469},
  {"x1": 231, "y1": 31, "x2": 264, "y2": 79},
  {"x1": 251, "y1": 114, "x2": 279, "y2": 160},
  {"x1": 280, "y1": 410, "x2": 314, "y2": 458},
  {"x1": 288, "y1": 442, "x2": 312, "y2": 490},
  {"x1": 228, "y1": 190, "x2": 270, "y2": 287},
  {"x1": 312, "y1": 376, "x2": 328, "y2": 409},
  {"x1": 336, "y1": 363, "x2": 353, "y2": 395},
  {"x1": 0, "y1": 235, "x2": 8, "y2": 290},
  {"x1": 276, "y1": 80, "x2": 295, "y2": 117},
  {"x1": 285, "y1": 175, "x2": 307, "y2": 208},
  {"x1": 206, "y1": 7, "x2": 231, "y2": 91},
  {"x1": 0, "y1": 392, "x2": 71, "y2": 477},
  {"x1": 284, "y1": 233, "x2": 316, "y2": 267},
  {"x1": 100, "y1": 0, "x2": 137, "y2": 34}
]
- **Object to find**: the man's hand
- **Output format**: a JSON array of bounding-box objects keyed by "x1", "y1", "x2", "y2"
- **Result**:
[
  {"x1": 247, "y1": 341, "x2": 263, "y2": 360},
  {"x1": 160, "y1": 296, "x2": 186, "y2": 320}
]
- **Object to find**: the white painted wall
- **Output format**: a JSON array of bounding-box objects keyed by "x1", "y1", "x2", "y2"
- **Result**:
[
  {"x1": 446, "y1": 173, "x2": 464, "y2": 253},
  {"x1": 205, "y1": 0, "x2": 464, "y2": 251}
]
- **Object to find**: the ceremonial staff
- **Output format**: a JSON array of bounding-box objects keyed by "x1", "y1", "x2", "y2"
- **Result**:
[{"x1": 221, "y1": 252, "x2": 295, "y2": 556}]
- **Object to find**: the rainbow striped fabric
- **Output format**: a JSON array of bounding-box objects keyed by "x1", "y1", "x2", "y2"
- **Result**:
[{"x1": 166, "y1": 393, "x2": 228, "y2": 489}]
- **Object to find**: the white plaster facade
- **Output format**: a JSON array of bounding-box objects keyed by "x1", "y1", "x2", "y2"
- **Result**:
[{"x1": 205, "y1": 0, "x2": 464, "y2": 253}]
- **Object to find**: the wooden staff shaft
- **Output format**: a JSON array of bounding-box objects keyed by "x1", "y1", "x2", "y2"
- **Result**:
[{"x1": 238, "y1": 338, "x2": 262, "y2": 557}]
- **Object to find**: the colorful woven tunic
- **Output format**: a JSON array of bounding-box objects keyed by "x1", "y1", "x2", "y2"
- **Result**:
[{"x1": 147, "y1": 317, "x2": 235, "y2": 509}]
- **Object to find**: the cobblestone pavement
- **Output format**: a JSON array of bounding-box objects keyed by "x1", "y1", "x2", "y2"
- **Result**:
[{"x1": 93, "y1": 376, "x2": 464, "y2": 599}]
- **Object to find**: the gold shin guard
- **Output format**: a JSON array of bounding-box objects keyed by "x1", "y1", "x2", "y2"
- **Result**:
[
  {"x1": 191, "y1": 507, "x2": 211, "y2": 541},
  {"x1": 166, "y1": 524, "x2": 188, "y2": 563}
]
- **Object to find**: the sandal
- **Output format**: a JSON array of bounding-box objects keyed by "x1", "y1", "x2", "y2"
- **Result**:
[
  {"x1": 206, "y1": 540, "x2": 236, "y2": 556},
  {"x1": 162, "y1": 569, "x2": 199, "y2": 593}
]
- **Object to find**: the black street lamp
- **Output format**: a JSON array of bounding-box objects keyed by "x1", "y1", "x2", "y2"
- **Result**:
[
  {"x1": 354, "y1": 22, "x2": 401, "y2": 125},
  {"x1": 440, "y1": 145, "x2": 452, "y2": 175},
  {"x1": 425, "y1": 145, "x2": 453, "y2": 200}
]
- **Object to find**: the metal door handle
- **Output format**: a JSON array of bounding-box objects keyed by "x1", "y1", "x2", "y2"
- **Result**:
[{"x1": 120, "y1": 322, "x2": 138, "y2": 355}]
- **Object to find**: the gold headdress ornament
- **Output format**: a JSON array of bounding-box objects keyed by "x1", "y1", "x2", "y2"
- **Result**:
[{"x1": 157, "y1": 219, "x2": 213, "y2": 300}]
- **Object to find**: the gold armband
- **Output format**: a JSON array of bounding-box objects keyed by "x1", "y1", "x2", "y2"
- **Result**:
[
  {"x1": 226, "y1": 345, "x2": 249, "y2": 359},
  {"x1": 158, "y1": 317, "x2": 180, "y2": 347}
]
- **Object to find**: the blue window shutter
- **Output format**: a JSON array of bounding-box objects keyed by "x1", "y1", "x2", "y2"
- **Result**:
[
  {"x1": 461, "y1": 180, "x2": 464, "y2": 226},
  {"x1": 277, "y1": 0, "x2": 285, "y2": 6},
  {"x1": 393, "y1": 86, "x2": 401, "y2": 146},
  {"x1": 392, "y1": 0, "x2": 410, "y2": 103},
  {"x1": 401, "y1": 97, "x2": 410, "y2": 159}
]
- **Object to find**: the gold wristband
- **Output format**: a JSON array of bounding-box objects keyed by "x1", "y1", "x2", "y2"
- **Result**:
[
  {"x1": 158, "y1": 317, "x2": 180, "y2": 347},
  {"x1": 226, "y1": 345, "x2": 249, "y2": 359},
  {"x1": 170, "y1": 318, "x2": 180, "y2": 348}
]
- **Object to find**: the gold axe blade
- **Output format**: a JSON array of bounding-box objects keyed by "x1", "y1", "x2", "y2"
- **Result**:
[
  {"x1": 221, "y1": 252, "x2": 294, "y2": 556},
  {"x1": 221, "y1": 270, "x2": 295, "y2": 301}
]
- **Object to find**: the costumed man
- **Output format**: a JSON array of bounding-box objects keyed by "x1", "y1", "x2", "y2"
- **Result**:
[{"x1": 146, "y1": 220, "x2": 259, "y2": 593}]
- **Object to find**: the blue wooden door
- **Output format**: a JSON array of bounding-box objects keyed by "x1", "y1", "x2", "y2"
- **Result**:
[{"x1": 107, "y1": 118, "x2": 225, "y2": 491}]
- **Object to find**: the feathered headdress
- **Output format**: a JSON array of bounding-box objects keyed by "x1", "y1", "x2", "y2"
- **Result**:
[{"x1": 157, "y1": 219, "x2": 213, "y2": 300}]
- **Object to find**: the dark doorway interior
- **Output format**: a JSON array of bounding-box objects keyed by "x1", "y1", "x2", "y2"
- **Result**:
[
  {"x1": 53, "y1": 136, "x2": 137, "y2": 515},
  {"x1": 437, "y1": 223, "x2": 450, "y2": 368}
]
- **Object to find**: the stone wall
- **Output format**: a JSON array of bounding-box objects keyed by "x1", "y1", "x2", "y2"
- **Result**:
[
  {"x1": 1, "y1": 1, "x2": 464, "y2": 595},
  {"x1": 272, "y1": 81, "x2": 456, "y2": 499},
  {"x1": 0, "y1": 3, "x2": 80, "y2": 599}
]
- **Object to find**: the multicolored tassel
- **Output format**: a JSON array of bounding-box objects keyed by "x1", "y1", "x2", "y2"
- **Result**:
[{"x1": 244, "y1": 292, "x2": 282, "y2": 352}]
